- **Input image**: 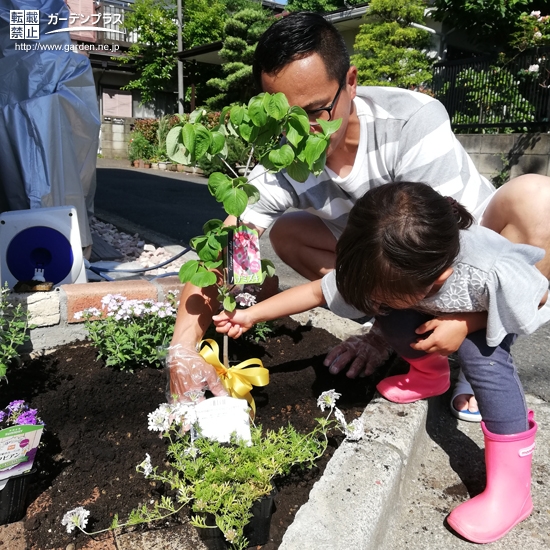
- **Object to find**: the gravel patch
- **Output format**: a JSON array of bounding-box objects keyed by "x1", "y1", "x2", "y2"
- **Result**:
[{"x1": 90, "y1": 217, "x2": 188, "y2": 276}]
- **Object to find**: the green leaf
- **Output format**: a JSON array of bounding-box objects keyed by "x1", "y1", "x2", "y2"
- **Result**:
[
  {"x1": 265, "y1": 92, "x2": 289, "y2": 120},
  {"x1": 232, "y1": 176, "x2": 248, "y2": 187},
  {"x1": 221, "y1": 187, "x2": 249, "y2": 217},
  {"x1": 178, "y1": 261, "x2": 199, "y2": 283},
  {"x1": 311, "y1": 151, "x2": 327, "y2": 176},
  {"x1": 268, "y1": 144, "x2": 295, "y2": 170},
  {"x1": 258, "y1": 154, "x2": 276, "y2": 173},
  {"x1": 289, "y1": 106, "x2": 311, "y2": 133},
  {"x1": 285, "y1": 116, "x2": 308, "y2": 148},
  {"x1": 253, "y1": 117, "x2": 281, "y2": 148},
  {"x1": 195, "y1": 234, "x2": 222, "y2": 262},
  {"x1": 229, "y1": 105, "x2": 245, "y2": 126},
  {"x1": 189, "y1": 108, "x2": 205, "y2": 124},
  {"x1": 248, "y1": 96, "x2": 268, "y2": 127},
  {"x1": 223, "y1": 295, "x2": 236, "y2": 312},
  {"x1": 304, "y1": 135, "x2": 328, "y2": 170},
  {"x1": 237, "y1": 120, "x2": 258, "y2": 143},
  {"x1": 190, "y1": 234, "x2": 207, "y2": 250},
  {"x1": 261, "y1": 259, "x2": 276, "y2": 279},
  {"x1": 202, "y1": 219, "x2": 224, "y2": 233},
  {"x1": 204, "y1": 260, "x2": 223, "y2": 270},
  {"x1": 318, "y1": 118, "x2": 342, "y2": 137},
  {"x1": 208, "y1": 172, "x2": 232, "y2": 200},
  {"x1": 166, "y1": 127, "x2": 191, "y2": 165},
  {"x1": 241, "y1": 183, "x2": 260, "y2": 204},
  {"x1": 190, "y1": 270, "x2": 217, "y2": 288},
  {"x1": 181, "y1": 124, "x2": 196, "y2": 158},
  {"x1": 194, "y1": 124, "x2": 213, "y2": 160},
  {"x1": 286, "y1": 159, "x2": 311, "y2": 182},
  {"x1": 209, "y1": 131, "x2": 226, "y2": 156}
]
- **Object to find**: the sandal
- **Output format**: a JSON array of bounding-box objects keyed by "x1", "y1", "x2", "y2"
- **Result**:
[{"x1": 450, "y1": 369, "x2": 482, "y2": 422}]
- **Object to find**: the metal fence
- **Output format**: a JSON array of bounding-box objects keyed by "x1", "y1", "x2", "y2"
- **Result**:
[
  {"x1": 432, "y1": 49, "x2": 550, "y2": 131},
  {"x1": 98, "y1": 0, "x2": 138, "y2": 45}
]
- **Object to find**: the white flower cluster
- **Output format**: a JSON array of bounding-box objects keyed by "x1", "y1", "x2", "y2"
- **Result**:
[
  {"x1": 316, "y1": 389, "x2": 364, "y2": 441},
  {"x1": 235, "y1": 292, "x2": 257, "y2": 307},
  {"x1": 530, "y1": 11, "x2": 549, "y2": 22},
  {"x1": 139, "y1": 453, "x2": 153, "y2": 477},
  {"x1": 147, "y1": 402, "x2": 197, "y2": 432},
  {"x1": 317, "y1": 389, "x2": 342, "y2": 412},
  {"x1": 74, "y1": 293, "x2": 177, "y2": 321},
  {"x1": 62, "y1": 506, "x2": 90, "y2": 533}
]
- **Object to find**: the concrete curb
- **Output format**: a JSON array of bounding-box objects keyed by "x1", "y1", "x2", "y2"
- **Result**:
[{"x1": 280, "y1": 397, "x2": 428, "y2": 550}]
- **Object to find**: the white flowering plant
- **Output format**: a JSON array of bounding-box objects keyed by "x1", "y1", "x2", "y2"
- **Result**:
[
  {"x1": 75, "y1": 292, "x2": 178, "y2": 370},
  {"x1": 511, "y1": 10, "x2": 550, "y2": 51},
  {"x1": 61, "y1": 390, "x2": 363, "y2": 549}
]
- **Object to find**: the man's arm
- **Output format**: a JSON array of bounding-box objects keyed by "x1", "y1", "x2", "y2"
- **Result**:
[{"x1": 168, "y1": 216, "x2": 267, "y2": 401}]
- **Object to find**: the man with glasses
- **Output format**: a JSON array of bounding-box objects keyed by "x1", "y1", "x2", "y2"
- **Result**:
[{"x1": 169, "y1": 12, "x2": 550, "y2": 417}]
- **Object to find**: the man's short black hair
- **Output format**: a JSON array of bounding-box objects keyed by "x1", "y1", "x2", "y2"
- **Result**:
[{"x1": 252, "y1": 12, "x2": 350, "y2": 91}]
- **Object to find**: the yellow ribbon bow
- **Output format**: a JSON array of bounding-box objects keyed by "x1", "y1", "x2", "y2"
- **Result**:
[{"x1": 199, "y1": 339, "x2": 269, "y2": 416}]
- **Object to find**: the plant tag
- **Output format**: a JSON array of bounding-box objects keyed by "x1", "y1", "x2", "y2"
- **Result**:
[
  {"x1": 227, "y1": 226, "x2": 263, "y2": 285},
  {"x1": 195, "y1": 397, "x2": 251, "y2": 444},
  {"x1": 0, "y1": 425, "x2": 43, "y2": 481}
]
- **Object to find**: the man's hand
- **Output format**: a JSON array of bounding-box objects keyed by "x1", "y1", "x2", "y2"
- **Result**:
[
  {"x1": 167, "y1": 344, "x2": 228, "y2": 403},
  {"x1": 323, "y1": 323, "x2": 391, "y2": 378},
  {"x1": 410, "y1": 315, "x2": 469, "y2": 355},
  {"x1": 212, "y1": 310, "x2": 255, "y2": 339}
]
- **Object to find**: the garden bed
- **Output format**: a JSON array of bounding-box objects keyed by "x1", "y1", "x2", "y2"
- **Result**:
[{"x1": 0, "y1": 317, "x2": 379, "y2": 549}]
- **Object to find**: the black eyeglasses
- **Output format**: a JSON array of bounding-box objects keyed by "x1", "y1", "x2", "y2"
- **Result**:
[{"x1": 305, "y1": 82, "x2": 345, "y2": 128}]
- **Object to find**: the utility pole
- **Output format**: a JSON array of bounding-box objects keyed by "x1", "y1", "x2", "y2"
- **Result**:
[{"x1": 177, "y1": 0, "x2": 184, "y2": 114}]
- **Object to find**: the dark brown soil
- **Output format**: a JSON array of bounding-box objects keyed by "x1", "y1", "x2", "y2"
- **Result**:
[{"x1": 0, "y1": 317, "x2": 383, "y2": 549}]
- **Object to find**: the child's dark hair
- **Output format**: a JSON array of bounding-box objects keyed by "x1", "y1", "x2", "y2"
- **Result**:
[
  {"x1": 336, "y1": 182, "x2": 474, "y2": 314},
  {"x1": 252, "y1": 12, "x2": 350, "y2": 91}
]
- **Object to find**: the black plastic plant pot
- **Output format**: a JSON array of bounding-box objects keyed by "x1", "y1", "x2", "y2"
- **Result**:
[
  {"x1": 198, "y1": 489, "x2": 276, "y2": 549},
  {"x1": 0, "y1": 468, "x2": 36, "y2": 526}
]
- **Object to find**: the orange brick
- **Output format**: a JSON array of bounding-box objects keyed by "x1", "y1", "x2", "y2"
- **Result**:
[{"x1": 61, "y1": 280, "x2": 157, "y2": 324}]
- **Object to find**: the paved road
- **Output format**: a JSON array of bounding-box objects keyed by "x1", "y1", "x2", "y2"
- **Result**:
[
  {"x1": 94, "y1": 159, "x2": 550, "y2": 402},
  {"x1": 95, "y1": 161, "x2": 224, "y2": 246}
]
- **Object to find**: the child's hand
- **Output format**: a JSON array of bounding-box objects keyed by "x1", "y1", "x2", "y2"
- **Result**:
[
  {"x1": 411, "y1": 315, "x2": 469, "y2": 355},
  {"x1": 213, "y1": 310, "x2": 254, "y2": 339}
]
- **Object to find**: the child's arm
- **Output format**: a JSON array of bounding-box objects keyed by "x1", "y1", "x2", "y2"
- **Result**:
[
  {"x1": 213, "y1": 280, "x2": 326, "y2": 338},
  {"x1": 411, "y1": 312, "x2": 488, "y2": 355}
]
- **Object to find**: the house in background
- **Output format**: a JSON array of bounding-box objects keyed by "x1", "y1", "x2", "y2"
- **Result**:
[
  {"x1": 66, "y1": 0, "x2": 177, "y2": 158},
  {"x1": 69, "y1": 1, "x2": 465, "y2": 158}
]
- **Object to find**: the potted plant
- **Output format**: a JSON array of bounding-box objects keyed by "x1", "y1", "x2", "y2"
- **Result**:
[
  {"x1": 61, "y1": 390, "x2": 364, "y2": 549},
  {"x1": 73, "y1": 292, "x2": 178, "y2": 370},
  {"x1": 0, "y1": 400, "x2": 44, "y2": 525},
  {"x1": 128, "y1": 132, "x2": 154, "y2": 168}
]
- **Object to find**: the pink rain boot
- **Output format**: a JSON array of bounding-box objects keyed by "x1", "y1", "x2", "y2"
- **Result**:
[
  {"x1": 376, "y1": 353, "x2": 450, "y2": 403},
  {"x1": 447, "y1": 411, "x2": 537, "y2": 543}
]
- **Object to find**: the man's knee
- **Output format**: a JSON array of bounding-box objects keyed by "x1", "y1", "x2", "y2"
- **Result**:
[
  {"x1": 269, "y1": 216, "x2": 291, "y2": 249},
  {"x1": 482, "y1": 174, "x2": 550, "y2": 234},
  {"x1": 482, "y1": 174, "x2": 550, "y2": 277}
]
